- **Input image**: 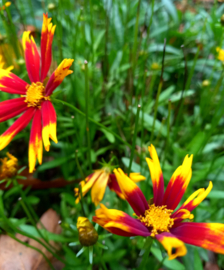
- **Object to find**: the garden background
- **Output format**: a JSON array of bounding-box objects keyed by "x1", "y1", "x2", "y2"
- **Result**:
[{"x1": 0, "y1": 0, "x2": 224, "y2": 269}]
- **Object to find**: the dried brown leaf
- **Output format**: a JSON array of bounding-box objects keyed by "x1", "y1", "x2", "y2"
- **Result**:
[{"x1": 0, "y1": 209, "x2": 64, "y2": 270}]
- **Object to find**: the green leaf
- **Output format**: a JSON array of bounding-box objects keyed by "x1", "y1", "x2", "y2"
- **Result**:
[
  {"x1": 162, "y1": 0, "x2": 178, "y2": 22},
  {"x1": 93, "y1": 30, "x2": 106, "y2": 51},
  {"x1": 37, "y1": 154, "x2": 74, "y2": 171},
  {"x1": 100, "y1": 128, "x2": 115, "y2": 143},
  {"x1": 76, "y1": 247, "x2": 86, "y2": 257},
  {"x1": 151, "y1": 246, "x2": 185, "y2": 270},
  {"x1": 26, "y1": 195, "x2": 40, "y2": 205},
  {"x1": 89, "y1": 246, "x2": 93, "y2": 264},
  {"x1": 187, "y1": 131, "x2": 206, "y2": 155},
  {"x1": 207, "y1": 190, "x2": 224, "y2": 199},
  {"x1": 194, "y1": 249, "x2": 203, "y2": 270}
]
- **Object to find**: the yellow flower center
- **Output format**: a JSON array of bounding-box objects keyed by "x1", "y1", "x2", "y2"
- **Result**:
[
  {"x1": 137, "y1": 204, "x2": 174, "y2": 237},
  {"x1": 24, "y1": 82, "x2": 50, "y2": 108},
  {"x1": 0, "y1": 153, "x2": 18, "y2": 179}
]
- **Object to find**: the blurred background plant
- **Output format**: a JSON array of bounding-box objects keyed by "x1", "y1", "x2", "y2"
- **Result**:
[{"x1": 1, "y1": 0, "x2": 224, "y2": 269}]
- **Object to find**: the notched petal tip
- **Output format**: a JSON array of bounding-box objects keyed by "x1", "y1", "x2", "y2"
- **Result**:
[{"x1": 156, "y1": 233, "x2": 187, "y2": 260}]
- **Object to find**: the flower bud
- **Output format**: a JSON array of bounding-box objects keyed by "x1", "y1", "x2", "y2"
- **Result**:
[
  {"x1": 151, "y1": 62, "x2": 160, "y2": 70},
  {"x1": 221, "y1": 14, "x2": 224, "y2": 26},
  {"x1": 77, "y1": 217, "x2": 98, "y2": 246},
  {"x1": 202, "y1": 80, "x2": 210, "y2": 87},
  {"x1": 48, "y1": 3, "x2": 56, "y2": 11}
]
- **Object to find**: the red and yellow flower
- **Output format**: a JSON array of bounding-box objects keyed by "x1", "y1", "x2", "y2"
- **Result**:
[
  {"x1": 93, "y1": 144, "x2": 224, "y2": 260},
  {"x1": 75, "y1": 167, "x2": 145, "y2": 206},
  {"x1": 0, "y1": 13, "x2": 74, "y2": 172}
]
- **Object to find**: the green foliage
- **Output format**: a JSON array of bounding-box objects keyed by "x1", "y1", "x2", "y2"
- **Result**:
[{"x1": 1, "y1": 0, "x2": 224, "y2": 269}]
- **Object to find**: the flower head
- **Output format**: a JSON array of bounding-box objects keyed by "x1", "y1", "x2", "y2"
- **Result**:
[
  {"x1": 75, "y1": 165, "x2": 145, "y2": 206},
  {"x1": 77, "y1": 217, "x2": 98, "y2": 246},
  {"x1": 93, "y1": 144, "x2": 224, "y2": 260},
  {"x1": 0, "y1": 13, "x2": 74, "y2": 172},
  {"x1": 0, "y1": 152, "x2": 18, "y2": 179}
]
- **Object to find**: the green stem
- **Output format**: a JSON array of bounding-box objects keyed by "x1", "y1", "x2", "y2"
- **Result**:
[
  {"x1": 154, "y1": 256, "x2": 166, "y2": 270},
  {"x1": 27, "y1": 0, "x2": 36, "y2": 27},
  {"x1": 150, "y1": 39, "x2": 166, "y2": 143},
  {"x1": 7, "y1": 233, "x2": 54, "y2": 270},
  {"x1": 162, "y1": 100, "x2": 172, "y2": 166},
  {"x1": 84, "y1": 60, "x2": 92, "y2": 172},
  {"x1": 3, "y1": 7, "x2": 20, "y2": 59},
  {"x1": 150, "y1": 81, "x2": 162, "y2": 143},
  {"x1": 13, "y1": 179, "x2": 57, "y2": 253},
  {"x1": 130, "y1": 0, "x2": 142, "y2": 105},
  {"x1": 140, "y1": 71, "x2": 147, "y2": 174},
  {"x1": 75, "y1": 150, "x2": 86, "y2": 217},
  {"x1": 75, "y1": 150, "x2": 85, "y2": 179},
  {"x1": 144, "y1": 0, "x2": 155, "y2": 49},
  {"x1": 53, "y1": 98, "x2": 132, "y2": 149},
  {"x1": 132, "y1": 0, "x2": 142, "y2": 69},
  {"x1": 89, "y1": 0, "x2": 94, "y2": 64},
  {"x1": 138, "y1": 237, "x2": 153, "y2": 269},
  {"x1": 0, "y1": 194, "x2": 69, "y2": 267},
  {"x1": 128, "y1": 104, "x2": 141, "y2": 175}
]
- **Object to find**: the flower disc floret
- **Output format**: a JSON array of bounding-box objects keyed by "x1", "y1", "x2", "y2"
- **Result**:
[
  {"x1": 0, "y1": 152, "x2": 18, "y2": 179},
  {"x1": 137, "y1": 204, "x2": 174, "y2": 237},
  {"x1": 25, "y1": 82, "x2": 48, "y2": 108}
]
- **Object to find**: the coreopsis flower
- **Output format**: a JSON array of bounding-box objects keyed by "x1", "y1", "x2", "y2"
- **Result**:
[
  {"x1": 77, "y1": 217, "x2": 98, "y2": 246},
  {"x1": 0, "y1": 13, "x2": 74, "y2": 172},
  {"x1": 216, "y1": 47, "x2": 224, "y2": 61},
  {"x1": 75, "y1": 167, "x2": 145, "y2": 206},
  {"x1": 93, "y1": 145, "x2": 224, "y2": 260},
  {"x1": 0, "y1": 152, "x2": 18, "y2": 179}
]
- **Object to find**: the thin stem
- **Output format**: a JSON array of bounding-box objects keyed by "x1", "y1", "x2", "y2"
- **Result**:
[
  {"x1": 90, "y1": 0, "x2": 94, "y2": 64},
  {"x1": 144, "y1": 0, "x2": 155, "y2": 50},
  {"x1": 140, "y1": 70, "x2": 147, "y2": 174},
  {"x1": 28, "y1": 0, "x2": 36, "y2": 27},
  {"x1": 150, "y1": 39, "x2": 166, "y2": 143},
  {"x1": 13, "y1": 180, "x2": 58, "y2": 253},
  {"x1": 130, "y1": 0, "x2": 142, "y2": 105},
  {"x1": 53, "y1": 98, "x2": 132, "y2": 149},
  {"x1": 138, "y1": 237, "x2": 153, "y2": 269},
  {"x1": 7, "y1": 233, "x2": 54, "y2": 270},
  {"x1": 172, "y1": 45, "x2": 187, "y2": 125},
  {"x1": 84, "y1": 60, "x2": 92, "y2": 172},
  {"x1": 128, "y1": 104, "x2": 141, "y2": 175},
  {"x1": 75, "y1": 150, "x2": 85, "y2": 179},
  {"x1": 162, "y1": 100, "x2": 172, "y2": 166},
  {"x1": 154, "y1": 256, "x2": 166, "y2": 270},
  {"x1": 0, "y1": 194, "x2": 69, "y2": 267},
  {"x1": 75, "y1": 150, "x2": 86, "y2": 217}
]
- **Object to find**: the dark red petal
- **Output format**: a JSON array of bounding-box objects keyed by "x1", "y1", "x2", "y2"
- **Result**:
[{"x1": 171, "y1": 222, "x2": 224, "y2": 254}]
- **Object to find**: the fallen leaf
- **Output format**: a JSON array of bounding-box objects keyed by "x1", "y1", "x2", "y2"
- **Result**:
[{"x1": 0, "y1": 209, "x2": 64, "y2": 270}]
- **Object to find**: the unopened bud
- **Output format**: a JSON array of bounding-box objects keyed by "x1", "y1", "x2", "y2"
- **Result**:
[
  {"x1": 77, "y1": 217, "x2": 98, "y2": 246},
  {"x1": 202, "y1": 80, "x2": 210, "y2": 87},
  {"x1": 48, "y1": 3, "x2": 56, "y2": 11},
  {"x1": 221, "y1": 14, "x2": 224, "y2": 26},
  {"x1": 151, "y1": 62, "x2": 160, "y2": 70}
]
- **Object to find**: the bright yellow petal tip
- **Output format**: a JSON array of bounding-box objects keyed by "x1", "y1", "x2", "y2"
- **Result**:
[
  {"x1": 159, "y1": 235, "x2": 187, "y2": 260},
  {"x1": 53, "y1": 59, "x2": 74, "y2": 83}
]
